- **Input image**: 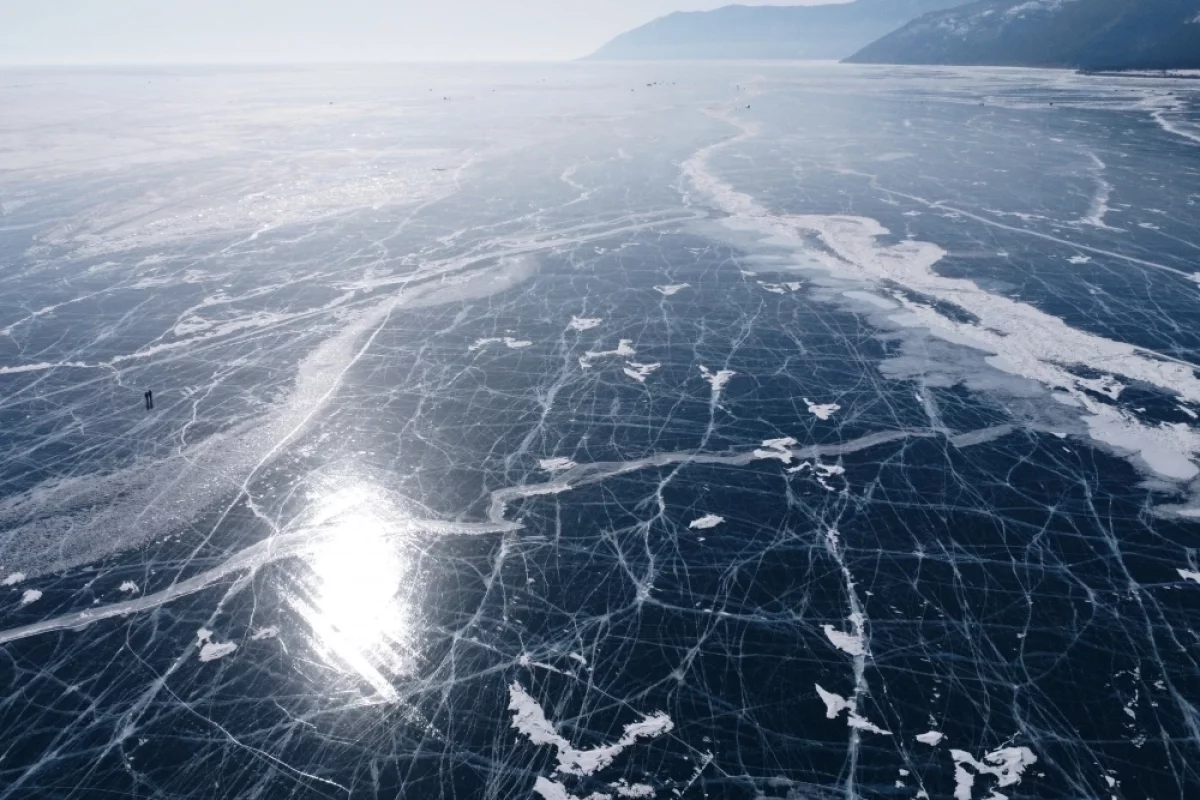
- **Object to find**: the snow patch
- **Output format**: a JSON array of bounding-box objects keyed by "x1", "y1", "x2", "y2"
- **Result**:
[
  {"x1": 623, "y1": 362, "x2": 661, "y2": 383},
  {"x1": 19, "y1": 589, "x2": 42, "y2": 606},
  {"x1": 196, "y1": 628, "x2": 238, "y2": 662},
  {"x1": 815, "y1": 684, "x2": 852, "y2": 718},
  {"x1": 823, "y1": 612, "x2": 866, "y2": 656},
  {"x1": 1078, "y1": 375, "x2": 1125, "y2": 400},
  {"x1": 582, "y1": 339, "x2": 636, "y2": 367},
  {"x1": 611, "y1": 780, "x2": 655, "y2": 798},
  {"x1": 469, "y1": 336, "x2": 532, "y2": 352},
  {"x1": 540, "y1": 457, "x2": 577, "y2": 473},
  {"x1": 754, "y1": 436, "x2": 797, "y2": 464},
  {"x1": 847, "y1": 712, "x2": 892, "y2": 735},
  {"x1": 786, "y1": 460, "x2": 846, "y2": 491},
  {"x1": 533, "y1": 776, "x2": 611, "y2": 800},
  {"x1": 804, "y1": 398, "x2": 841, "y2": 420},
  {"x1": 118, "y1": 581, "x2": 139, "y2": 593},
  {"x1": 653, "y1": 284, "x2": 689, "y2": 296},
  {"x1": 814, "y1": 684, "x2": 891, "y2": 735},
  {"x1": 3, "y1": 572, "x2": 26, "y2": 586},
  {"x1": 916, "y1": 731, "x2": 945, "y2": 746},
  {"x1": 1178, "y1": 569, "x2": 1200, "y2": 585},
  {"x1": 688, "y1": 514, "x2": 724, "y2": 530},
  {"x1": 758, "y1": 281, "x2": 803, "y2": 294},
  {"x1": 699, "y1": 366, "x2": 736, "y2": 395},
  {"x1": 950, "y1": 747, "x2": 1037, "y2": 800},
  {"x1": 569, "y1": 317, "x2": 603, "y2": 331},
  {"x1": 684, "y1": 127, "x2": 1200, "y2": 484},
  {"x1": 508, "y1": 682, "x2": 674, "y2": 776}
]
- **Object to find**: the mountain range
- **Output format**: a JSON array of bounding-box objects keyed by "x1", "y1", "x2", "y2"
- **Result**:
[
  {"x1": 585, "y1": 0, "x2": 966, "y2": 61},
  {"x1": 589, "y1": 0, "x2": 1200, "y2": 70},
  {"x1": 846, "y1": 0, "x2": 1200, "y2": 70}
]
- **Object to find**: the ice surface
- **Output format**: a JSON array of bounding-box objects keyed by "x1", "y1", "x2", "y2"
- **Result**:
[{"x1": 0, "y1": 62, "x2": 1197, "y2": 800}]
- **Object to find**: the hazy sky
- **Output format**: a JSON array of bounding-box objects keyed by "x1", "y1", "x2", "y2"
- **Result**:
[{"x1": 0, "y1": 0, "x2": 849, "y2": 64}]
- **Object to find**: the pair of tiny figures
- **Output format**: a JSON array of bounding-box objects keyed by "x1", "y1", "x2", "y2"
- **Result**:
[{"x1": 144, "y1": 390, "x2": 154, "y2": 411}]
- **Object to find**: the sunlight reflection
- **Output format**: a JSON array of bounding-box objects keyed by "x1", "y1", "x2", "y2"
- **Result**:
[{"x1": 291, "y1": 482, "x2": 419, "y2": 702}]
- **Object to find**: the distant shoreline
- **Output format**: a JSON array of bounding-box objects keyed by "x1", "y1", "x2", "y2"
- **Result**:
[{"x1": 1078, "y1": 69, "x2": 1200, "y2": 80}]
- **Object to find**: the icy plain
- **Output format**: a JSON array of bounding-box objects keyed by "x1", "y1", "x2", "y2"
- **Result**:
[{"x1": 1, "y1": 63, "x2": 1199, "y2": 799}]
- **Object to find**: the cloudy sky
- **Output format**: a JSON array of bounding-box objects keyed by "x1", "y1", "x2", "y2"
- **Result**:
[{"x1": 0, "y1": 0, "x2": 847, "y2": 64}]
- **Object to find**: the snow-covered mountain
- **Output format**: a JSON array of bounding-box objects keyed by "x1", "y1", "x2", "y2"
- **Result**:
[
  {"x1": 585, "y1": 0, "x2": 967, "y2": 61},
  {"x1": 846, "y1": 0, "x2": 1200, "y2": 69}
]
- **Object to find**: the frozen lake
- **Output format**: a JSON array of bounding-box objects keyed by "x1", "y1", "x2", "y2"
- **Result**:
[{"x1": 1, "y1": 63, "x2": 1199, "y2": 799}]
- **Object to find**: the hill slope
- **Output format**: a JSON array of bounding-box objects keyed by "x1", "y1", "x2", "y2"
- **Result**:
[
  {"x1": 846, "y1": 0, "x2": 1200, "y2": 69},
  {"x1": 586, "y1": 0, "x2": 969, "y2": 61}
]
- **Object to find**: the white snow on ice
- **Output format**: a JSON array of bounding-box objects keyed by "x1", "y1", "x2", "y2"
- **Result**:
[
  {"x1": 623, "y1": 362, "x2": 661, "y2": 383},
  {"x1": 805, "y1": 398, "x2": 841, "y2": 420},
  {"x1": 508, "y1": 681, "x2": 674, "y2": 776},
  {"x1": 813, "y1": 684, "x2": 891, "y2": 735},
  {"x1": 683, "y1": 114, "x2": 1200, "y2": 484},
  {"x1": 950, "y1": 747, "x2": 1037, "y2": 800},
  {"x1": 823, "y1": 612, "x2": 866, "y2": 656},
  {"x1": 196, "y1": 627, "x2": 238, "y2": 662},
  {"x1": 569, "y1": 317, "x2": 603, "y2": 331}
]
